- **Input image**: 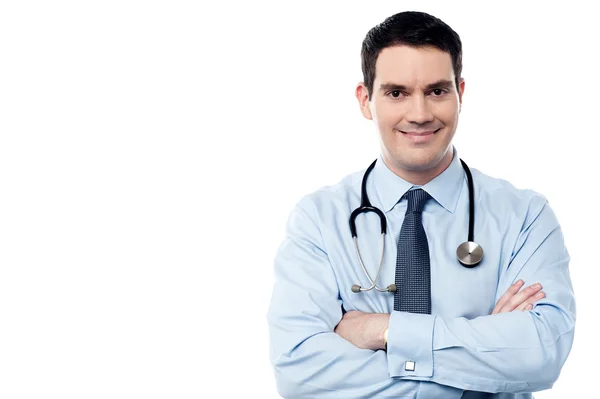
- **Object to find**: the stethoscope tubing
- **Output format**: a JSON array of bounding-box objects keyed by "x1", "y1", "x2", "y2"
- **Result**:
[{"x1": 349, "y1": 157, "x2": 483, "y2": 293}]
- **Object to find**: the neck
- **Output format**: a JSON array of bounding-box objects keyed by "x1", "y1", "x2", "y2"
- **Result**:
[{"x1": 385, "y1": 149, "x2": 454, "y2": 186}]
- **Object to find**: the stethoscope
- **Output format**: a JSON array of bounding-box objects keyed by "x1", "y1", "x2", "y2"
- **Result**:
[{"x1": 349, "y1": 158, "x2": 484, "y2": 293}]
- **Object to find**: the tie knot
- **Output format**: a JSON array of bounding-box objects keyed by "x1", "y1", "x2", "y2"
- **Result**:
[{"x1": 404, "y1": 189, "x2": 431, "y2": 213}]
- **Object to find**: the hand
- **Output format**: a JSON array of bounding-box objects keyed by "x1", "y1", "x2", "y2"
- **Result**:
[
  {"x1": 491, "y1": 279, "x2": 545, "y2": 314},
  {"x1": 334, "y1": 310, "x2": 389, "y2": 351}
]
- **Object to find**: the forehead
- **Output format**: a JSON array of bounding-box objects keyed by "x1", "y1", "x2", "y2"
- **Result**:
[{"x1": 374, "y1": 45, "x2": 455, "y2": 86}]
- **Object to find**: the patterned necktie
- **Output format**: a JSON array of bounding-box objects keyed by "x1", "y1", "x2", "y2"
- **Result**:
[
  {"x1": 395, "y1": 189, "x2": 491, "y2": 399},
  {"x1": 394, "y1": 188, "x2": 432, "y2": 313}
]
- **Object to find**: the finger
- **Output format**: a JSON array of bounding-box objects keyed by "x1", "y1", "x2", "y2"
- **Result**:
[
  {"x1": 492, "y1": 280, "x2": 524, "y2": 314},
  {"x1": 499, "y1": 283, "x2": 543, "y2": 313},
  {"x1": 516, "y1": 291, "x2": 546, "y2": 311},
  {"x1": 504, "y1": 284, "x2": 543, "y2": 312},
  {"x1": 505, "y1": 291, "x2": 546, "y2": 313},
  {"x1": 515, "y1": 301, "x2": 534, "y2": 311},
  {"x1": 527, "y1": 291, "x2": 546, "y2": 306},
  {"x1": 499, "y1": 284, "x2": 542, "y2": 312}
]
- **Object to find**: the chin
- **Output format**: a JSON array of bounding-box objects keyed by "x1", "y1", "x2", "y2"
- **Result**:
[{"x1": 394, "y1": 151, "x2": 444, "y2": 170}]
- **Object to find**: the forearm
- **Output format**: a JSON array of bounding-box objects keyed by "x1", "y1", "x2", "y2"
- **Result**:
[
  {"x1": 270, "y1": 328, "x2": 420, "y2": 398},
  {"x1": 432, "y1": 307, "x2": 574, "y2": 392},
  {"x1": 267, "y1": 201, "x2": 422, "y2": 397},
  {"x1": 387, "y1": 300, "x2": 575, "y2": 393},
  {"x1": 386, "y1": 200, "x2": 575, "y2": 393}
]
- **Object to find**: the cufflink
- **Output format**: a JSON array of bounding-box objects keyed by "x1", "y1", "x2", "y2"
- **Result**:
[{"x1": 404, "y1": 360, "x2": 415, "y2": 371}]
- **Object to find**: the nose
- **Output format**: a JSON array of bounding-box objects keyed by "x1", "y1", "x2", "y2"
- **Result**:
[{"x1": 405, "y1": 94, "x2": 434, "y2": 125}]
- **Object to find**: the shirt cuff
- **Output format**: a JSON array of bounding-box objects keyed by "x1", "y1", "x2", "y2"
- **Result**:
[{"x1": 387, "y1": 311, "x2": 435, "y2": 378}]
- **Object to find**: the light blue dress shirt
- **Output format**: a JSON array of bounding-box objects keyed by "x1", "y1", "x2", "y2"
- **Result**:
[{"x1": 267, "y1": 146, "x2": 576, "y2": 398}]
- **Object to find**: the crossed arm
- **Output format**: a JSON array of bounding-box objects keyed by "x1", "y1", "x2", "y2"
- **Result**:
[
  {"x1": 335, "y1": 279, "x2": 547, "y2": 352},
  {"x1": 267, "y1": 197, "x2": 576, "y2": 397}
]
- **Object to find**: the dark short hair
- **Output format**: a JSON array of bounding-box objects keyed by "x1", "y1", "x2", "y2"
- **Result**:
[{"x1": 361, "y1": 11, "x2": 463, "y2": 100}]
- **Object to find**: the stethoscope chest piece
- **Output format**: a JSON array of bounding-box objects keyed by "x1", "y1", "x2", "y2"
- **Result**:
[
  {"x1": 350, "y1": 157, "x2": 484, "y2": 294},
  {"x1": 456, "y1": 241, "x2": 483, "y2": 268}
]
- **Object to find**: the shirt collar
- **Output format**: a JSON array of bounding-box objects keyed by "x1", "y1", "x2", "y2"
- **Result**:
[{"x1": 372, "y1": 145, "x2": 464, "y2": 214}]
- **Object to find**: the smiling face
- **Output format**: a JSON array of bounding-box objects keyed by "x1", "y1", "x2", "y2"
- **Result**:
[{"x1": 356, "y1": 45, "x2": 465, "y2": 185}]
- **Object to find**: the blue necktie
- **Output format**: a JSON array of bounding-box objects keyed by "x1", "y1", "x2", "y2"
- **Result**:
[
  {"x1": 394, "y1": 190, "x2": 492, "y2": 398},
  {"x1": 394, "y1": 189, "x2": 431, "y2": 313}
]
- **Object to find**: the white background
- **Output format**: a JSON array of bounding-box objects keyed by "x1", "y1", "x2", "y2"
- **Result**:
[{"x1": 0, "y1": 1, "x2": 596, "y2": 398}]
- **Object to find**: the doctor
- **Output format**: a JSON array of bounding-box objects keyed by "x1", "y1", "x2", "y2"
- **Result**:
[{"x1": 267, "y1": 11, "x2": 575, "y2": 399}]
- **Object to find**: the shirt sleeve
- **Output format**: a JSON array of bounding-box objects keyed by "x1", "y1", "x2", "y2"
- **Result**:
[
  {"x1": 386, "y1": 195, "x2": 576, "y2": 393},
  {"x1": 267, "y1": 198, "x2": 421, "y2": 398}
]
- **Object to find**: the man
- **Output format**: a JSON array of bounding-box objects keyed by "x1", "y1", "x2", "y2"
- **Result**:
[{"x1": 267, "y1": 11, "x2": 575, "y2": 398}]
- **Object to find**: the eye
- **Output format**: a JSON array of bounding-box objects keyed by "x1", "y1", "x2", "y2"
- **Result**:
[
  {"x1": 431, "y1": 88, "x2": 447, "y2": 96},
  {"x1": 388, "y1": 90, "x2": 404, "y2": 98}
]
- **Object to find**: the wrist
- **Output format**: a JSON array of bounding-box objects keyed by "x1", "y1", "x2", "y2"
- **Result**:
[
  {"x1": 384, "y1": 327, "x2": 389, "y2": 351},
  {"x1": 371, "y1": 313, "x2": 390, "y2": 351}
]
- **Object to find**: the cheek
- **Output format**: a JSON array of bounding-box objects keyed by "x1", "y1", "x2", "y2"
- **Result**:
[
  {"x1": 374, "y1": 103, "x2": 403, "y2": 128},
  {"x1": 435, "y1": 102, "x2": 460, "y2": 123}
]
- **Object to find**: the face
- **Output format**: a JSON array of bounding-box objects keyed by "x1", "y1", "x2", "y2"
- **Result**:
[{"x1": 356, "y1": 45, "x2": 465, "y2": 181}]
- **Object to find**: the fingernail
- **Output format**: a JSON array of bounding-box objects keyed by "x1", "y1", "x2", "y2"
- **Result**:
[
  {"x1": 513, "y1": 280, "x2": 523, "y2": 286},
  {"x1": 535, "y1": 292, "x2": 545, "y2": 299},
  {"x1": 531, "y1": 283, "x2": 541, "y2": 289},
  {"x1": 526, "y1": 304, "x2": 533, "y2": 310}
]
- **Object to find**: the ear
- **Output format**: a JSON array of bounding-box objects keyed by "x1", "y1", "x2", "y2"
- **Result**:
[
  {"x1": 355, "y1": 82, "x2": 373, "y2": 120},
  {"x1": 458, "y1": 78, "x2": 465, "y2": 112}
]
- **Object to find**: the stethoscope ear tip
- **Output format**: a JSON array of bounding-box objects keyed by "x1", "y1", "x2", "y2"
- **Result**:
[
  {"x1": 387, "y1": 284, "x2": 397, "y2": 293},
  {"x1": 351, "y1": 284, "x2": 362, "y2": 293}
]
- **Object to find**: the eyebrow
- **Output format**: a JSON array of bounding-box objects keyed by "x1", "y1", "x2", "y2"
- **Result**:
[{"x1": 379, "y1": 80, "x2": 454, "y2": 92}]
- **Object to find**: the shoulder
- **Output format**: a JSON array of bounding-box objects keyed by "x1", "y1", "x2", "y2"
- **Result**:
[
  {"x1": 282, "y1": 168, "x2": 364, "y2": 246},
  {"x1": 472, "y1": 167, "x2": 546, "y2": 203},
  {"x1": 469, "y1": 166, "x2": 556, "y2": 229},
  {"x1": 291, "y1": 167, "x2": 364, "y2": 221}
]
